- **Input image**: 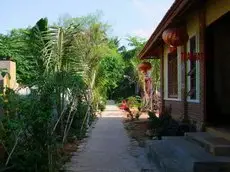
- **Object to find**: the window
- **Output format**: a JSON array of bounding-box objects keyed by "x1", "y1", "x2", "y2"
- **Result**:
[
  {"x1": 187, "y1": 36, "x2": 199, "y2": 101},
  {"x1": 168, "y1": 52, "x2": 178, "y2": 98}
]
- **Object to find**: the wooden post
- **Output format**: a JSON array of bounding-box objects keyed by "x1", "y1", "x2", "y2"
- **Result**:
[
  {"x1": 160, "y1": 45, "x2": 165, "y2": 115},
  {"x1": 180, "y1": 23, "x2": 188, "y2": 122},
  {"x1": 182, "y1": 44, "x2": 188, "y2": 122},
  {"x1": 199, "y1": 4, "x2": 206, "y2": 128}
]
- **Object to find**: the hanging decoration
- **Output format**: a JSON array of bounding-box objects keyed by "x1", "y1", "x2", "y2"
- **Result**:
[
  {"x1": 168, "y1": 45, "x2": 177, "y2": 53},
  {"x1": 162, "y1": 27, "x2": 189, "y2": 47},
  {"x1": 138, "y1": 62, "x2": 152, "y2": 74}
]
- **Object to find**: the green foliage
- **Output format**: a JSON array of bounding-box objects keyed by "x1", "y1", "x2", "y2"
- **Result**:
[
  {"x1": 0, "y1": 89, "x2": 54, "y2": 171},
  {"x1": 0, "y1": 13, "x2": 118, "y2": 172},
  {"x1": 111, "y1": 36, "x2": 160, "y2": 110},
  {"x1": 0, "y1": 29, "x2": 37, "y2": 84},
  {"x1": 148, "y1": 111, "x2": 161, "y2": 129},
  {"x1": 111, "y1": 36, "x2": 146, "y2": 101},
  {"x1": 98, "y1": 54, "x2": 124, "y2": 92},
  {"x1": 98, "y1": 102, "x2": 106, "y2": 111},
  {"x1": 135, "y1": 112, "x2": 141, "y2": 120},
  {"x1": 127, "y1": 96, "x2": 141, "y2": 108},
  {"x1": 0, "y1": 12, "x2": 158, "y2": 172},
  {"x1": 148, "y1": 110, "x2": 177, "y2": 139}
]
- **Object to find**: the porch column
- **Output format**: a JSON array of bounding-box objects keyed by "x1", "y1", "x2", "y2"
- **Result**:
[
  {"x1": 199, "y1": 4, "x2": 206, "y2": 128},
  {"x1": 181, "y1": 44, "x2": 188, "y2": 121},
  {"x1": 160, "y1": 45, "x2": 164, "y2": 115},
  {"x1": 180, "y1": 23, "x2": 188, "y2": 122}
]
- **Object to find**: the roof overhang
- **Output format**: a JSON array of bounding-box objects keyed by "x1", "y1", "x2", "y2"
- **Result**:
[{"x1": 139, "y1": 0, "x2": 198, "y2": 59}]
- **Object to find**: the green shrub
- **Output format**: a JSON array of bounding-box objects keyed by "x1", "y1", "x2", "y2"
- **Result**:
[
  {"x1": 148, "y1": 109, "x2": 175, "y2": 139},
  {"x1": 98, "y1": 102, "x2": 106, "y2": 111},
  {"x1": 127, "y1": 96, "x2": 141, "y2": 108},
  {"x1": 148, "y1": 111, "x2": 160, "y2": 129},
  {"x1": 135, "y1": 112, "x2": 141, "y2": 120},
  {"x1": 115, "y1": 97, "x2": 124, "y2": 104}
]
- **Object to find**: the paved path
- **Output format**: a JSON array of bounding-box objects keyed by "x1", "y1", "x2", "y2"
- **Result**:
[{"x1": 64, "y1": 100, "x2": 157, "y2": 172}]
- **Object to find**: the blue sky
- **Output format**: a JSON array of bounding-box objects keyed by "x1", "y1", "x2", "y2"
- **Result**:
[{"x1": 0, "y1": 0, "x2": 174, "y2": 45}]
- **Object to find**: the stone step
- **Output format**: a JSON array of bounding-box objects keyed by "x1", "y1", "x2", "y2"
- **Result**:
[
  {"x1": 64, "y1": 167, "x2": 154, "y2": 172},
  {"x1": 64, "y1": 162, "x2": 159, "y2": 172},
  {"x1": 206, "y1": 127, "x2": 230, "y2": 141},
  {"x1": 146, "y1": 137, "x2": 230, "y2": 172},
  {"x1": 185, "y1": 132, "x2": 230, "y2": 156}
]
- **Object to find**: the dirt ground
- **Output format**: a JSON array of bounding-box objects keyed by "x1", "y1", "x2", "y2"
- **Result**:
[{"x1": 122, "y1": 110, "x2": 151, "y2": 147}]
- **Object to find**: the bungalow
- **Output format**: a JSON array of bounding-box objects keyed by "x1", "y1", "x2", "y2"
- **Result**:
[{"x1": 139, "y1": 0, "x2": 230, "y2": 131}]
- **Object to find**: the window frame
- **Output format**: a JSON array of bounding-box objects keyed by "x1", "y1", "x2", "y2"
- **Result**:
[
  {"x1": 167, "y1": 52, "x2": 178, "y2": 98},
  {"x1": 164, "y1": 46, "x2": 181, "y2": 101},
  {"x1": 187, "y1": 34, "x2": 200, "y2": 103}
]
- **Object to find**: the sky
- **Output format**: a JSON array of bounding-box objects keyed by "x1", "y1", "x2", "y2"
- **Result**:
[{"x1": 0, "y1": 0, "x2": 174, "y2": 46}]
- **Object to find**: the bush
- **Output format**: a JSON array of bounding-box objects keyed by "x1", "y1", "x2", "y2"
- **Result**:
[
  {"x1": 115, "y1": 97, "x2": 124, "y2": 104},
  {"x1": 148, "y1": 108, "x2": 175, "y2": 139},
  {"x1": 127, "y1": 96, "x2": 141, "y2": 108},
  {"x1": 135, "y1": 112, "x2": 141, "y2": 120},
  {"x1": 98, "y1": 102, "x2": 106, "y2": 111},
  {"x1": 148, "y1": 111, "x2": 160, "y2": 129},
  {"x1": 148, "y1": 106, "x2": 197, "y2": 138}
]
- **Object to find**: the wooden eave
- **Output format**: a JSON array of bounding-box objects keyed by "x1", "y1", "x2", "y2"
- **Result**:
[{"x1": 139, "y1": 0, "x2": 199, "y2": 59}]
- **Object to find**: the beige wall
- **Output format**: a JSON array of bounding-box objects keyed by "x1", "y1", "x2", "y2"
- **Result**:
[
  {"x1": 0, "y1": 60, "x2": 16, "y2": 89},
  {"x1": 186, "y1": 10, "x2": 199, "y2": 37},
  {"x1": 205, "y1": 0, "x2": 230, "y2": 26}
]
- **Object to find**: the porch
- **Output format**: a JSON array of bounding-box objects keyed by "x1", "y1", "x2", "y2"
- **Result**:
[{"x1": 138, "y1": 0, "x2": 230, "y2": 131}]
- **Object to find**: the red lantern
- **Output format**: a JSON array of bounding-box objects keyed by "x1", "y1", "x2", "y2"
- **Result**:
[
  {"x1": 162, "y1": 27, "x2": 189, "y2": 47},
  {"x1": 168, "y1": 46, "x2": 177, "y2": 53},
  {"x1": 138, "y1": 62, "x2": 152, "y2": 73}
]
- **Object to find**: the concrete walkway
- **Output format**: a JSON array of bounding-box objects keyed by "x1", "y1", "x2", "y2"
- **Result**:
[{"x1": 64, "y1": 100, "x2": 157, "y2": 172}]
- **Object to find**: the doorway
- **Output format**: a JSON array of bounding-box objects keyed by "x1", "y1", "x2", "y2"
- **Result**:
[{"x1": 206, "y1": 12, "x2": 230, "y2": 126}]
